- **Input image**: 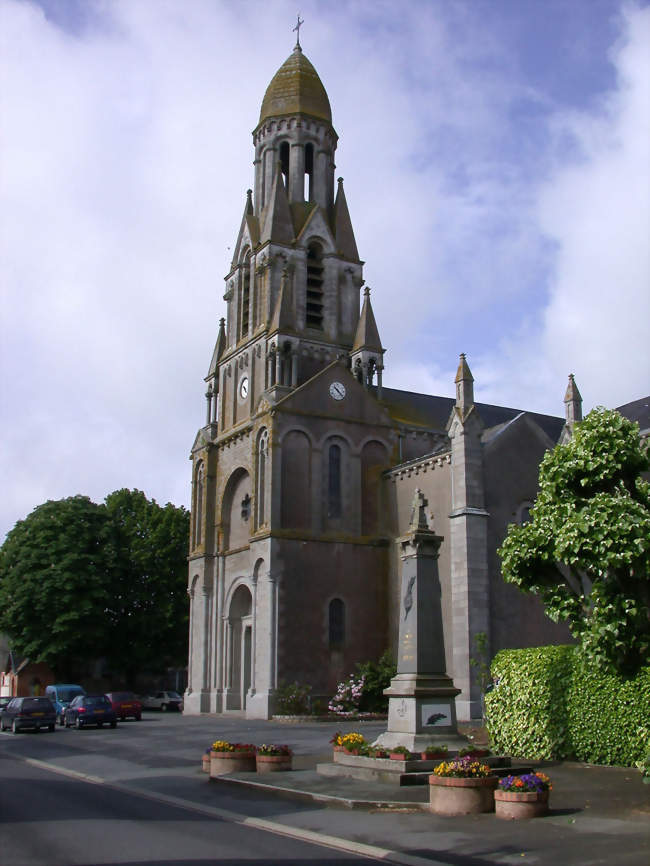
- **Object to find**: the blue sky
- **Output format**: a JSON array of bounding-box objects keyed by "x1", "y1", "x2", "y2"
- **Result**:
[{"x1": 1, "y1": 0, "x2": 649, "y2": 539}]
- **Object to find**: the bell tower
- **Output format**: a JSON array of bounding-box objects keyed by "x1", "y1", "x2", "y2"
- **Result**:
[{"x1": 203, "y1": 36, "x2": 371, "y2": 437}]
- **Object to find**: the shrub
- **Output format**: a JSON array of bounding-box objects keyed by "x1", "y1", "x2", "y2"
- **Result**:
[
  {"x1": 356, "y1": 649, "x2": 397, "y2": 712},
  {"x1": 275, "y1": 681, "x2": 311, "y2": 715},
  {"x1": 328, "y1": 674, "x2": 365, "y2": 715},
  {"x1": 486, "y1": 646, "x2": 650, "y2": 766},
  {"x1": 329, "y1": 649, "x2": 396, "y2": 715}
]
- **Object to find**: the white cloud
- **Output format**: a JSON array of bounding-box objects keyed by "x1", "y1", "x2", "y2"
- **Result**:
[
  {"x1": 477, "y1": 3, "x2": 650, "y2": 414},
  {"x1": 1, "y1": 0, "x2": 648, "y2": 540}
]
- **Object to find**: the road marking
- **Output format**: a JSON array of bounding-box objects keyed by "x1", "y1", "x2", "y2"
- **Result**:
[
  {"x1": 24, "y1": 758, "x2": 105, "y2": 785},
  {"x1": 16, "y1": 756, "x2": 448, "y2": 866}
]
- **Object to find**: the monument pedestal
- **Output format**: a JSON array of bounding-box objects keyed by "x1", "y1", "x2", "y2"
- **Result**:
[{"x1": 375, "y1": 673, "x2": 467, "y2": 752}]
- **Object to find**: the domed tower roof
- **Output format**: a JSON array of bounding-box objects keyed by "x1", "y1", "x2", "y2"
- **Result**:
[{"x1": 259, "y1": 46, "x2": 332, "y2": 125}]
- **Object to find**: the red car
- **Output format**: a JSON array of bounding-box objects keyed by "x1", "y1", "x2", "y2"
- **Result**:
[{"x1": 105, "y1": 691, "x2": 142, "y2": 721}]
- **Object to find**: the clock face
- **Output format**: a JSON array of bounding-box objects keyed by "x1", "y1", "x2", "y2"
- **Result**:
[
  {"x1": 239, "y1": 377, "x2": 249, "y2": 399},
  {"x1": 329, "y1": 381, "x2": 346, "y2": 401}
]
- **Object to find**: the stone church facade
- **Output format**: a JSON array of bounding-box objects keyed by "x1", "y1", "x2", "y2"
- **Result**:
[{"x1": 183, "y1": 44, "x2": 643, "y2": 720}]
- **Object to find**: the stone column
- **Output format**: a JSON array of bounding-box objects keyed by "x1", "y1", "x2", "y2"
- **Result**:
[
  {"x1": 446, "y1": 356, "x2": 489, "y2": 721},
  {"x1": 250, "y1": 573, "x2": 258, "y2": 696},
  {"x1": 289, "y1": 142, "x2": 305, "y2": 201},
  {"x1": 205, "y1": 386, "x2": 213, "y2": 426},
  {"x1": 275, "y1": 348, "x2": 282, "y2": 386},
  {"x1": 186, "y1": 585, "x2": 195, "y2": 695}
]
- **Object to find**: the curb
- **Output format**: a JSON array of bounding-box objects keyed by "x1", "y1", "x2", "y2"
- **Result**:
[
  {"x1": 14, "y1": 754, "x2": 443, "y2": 866},
  {"x1": 211, "y1": 772, "x2": 428, "y2": 811}
]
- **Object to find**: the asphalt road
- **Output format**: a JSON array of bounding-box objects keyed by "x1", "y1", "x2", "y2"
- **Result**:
[
  {"x1": 1, "y1": 712, "x2": 648, "y2": 866},
  {"x1": 0, "y1": 715, "x2": 382, "y2": 866}
]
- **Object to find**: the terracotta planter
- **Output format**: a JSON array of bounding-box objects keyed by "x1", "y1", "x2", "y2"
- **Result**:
[
  {"x1": 421, "y1": 752, "x2": 446, "y2": 760},
  {"x1": 494, "y1": 789, "x2": 549, "y2": 819},
  {"x1": 389, "y1": 752, "x2": 410, "y2": 761},
  {"x1": 256, "y1": 754, "x2": 292, "y2": 773},
  {"x1": 209, "y1": 750, "x2": 256, "y2": 777},
  {"x1": 344, "y1": 748, "x2": 361, "y2": 756},
  {"x1": 332, "y1": 745, "x2": 345, "y2": 752},
  {"x1": 429, "y1": 775, "x2": 498, "y2": 816}
]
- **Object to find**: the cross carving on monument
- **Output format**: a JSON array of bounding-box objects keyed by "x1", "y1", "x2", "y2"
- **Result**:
[{"x1": 293, "y1": 13, "x2": 304, "y2": 48}]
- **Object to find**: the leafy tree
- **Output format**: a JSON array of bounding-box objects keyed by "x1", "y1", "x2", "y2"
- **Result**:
[
  {"x1": 0, "y1": 490, "x2": 190, "y2": 683},
  {"x1": 104, "y1": 489, "x2": 190, "y2": 681},
  {"x1": 0, "y1": 496, "x2": 113, "y2": 675},
  {"x1": 499, "y1": 407, "x2": 650, "y2": 674}
]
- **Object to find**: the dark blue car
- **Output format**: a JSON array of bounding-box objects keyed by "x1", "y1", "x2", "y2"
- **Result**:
[{"x1": 64, "y1": 694, "x2": 117, "y2": 729}]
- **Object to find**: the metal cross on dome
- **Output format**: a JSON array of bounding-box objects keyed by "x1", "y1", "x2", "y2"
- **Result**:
[{"x1": 293, "y1": 13, "x2": 304, "y2": 48}]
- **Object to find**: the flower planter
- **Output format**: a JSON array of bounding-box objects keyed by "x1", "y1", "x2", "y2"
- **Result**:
[
  {"x1": 332, "y1": 745, "x2": 345, "y2": 753},
  {"x1": 421, "y1": 753, "x2": 446, "y2": 761},
  {"x1": 201, "y1": 754, "x2": 211, "y2": 773},
  {"x1": 389, "y1": 752, "x2": 409, "y2": 761},
  {"x1": 256, "y1": 754, "x2": 292, "y2": 773},
  {"x1": 494, "y1": 789, "x2": 549, "y2": 819},
  {"x1": 209, "y1": 750, "x2": 257, "y2": 777},
  {"x1": 344, "y1": 748, "x2": 361, "y2": 756},
  {"x1": 429, "y1": 775, "x2": 498, "y2": 816}
]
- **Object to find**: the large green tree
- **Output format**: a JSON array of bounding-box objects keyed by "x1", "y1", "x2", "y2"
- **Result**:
[
  {"x1": 104, "y1": 489, "x2": 190, "y2": 681},
  {"x1": 499, "y1": 407, "x2": 650, "y2": 674},
  {"x1": 0, "y1": 490, "x2": 190, "y2": 683},
  {"x1": 0, "y1": 496, "x2": 113, "y2": 674}
]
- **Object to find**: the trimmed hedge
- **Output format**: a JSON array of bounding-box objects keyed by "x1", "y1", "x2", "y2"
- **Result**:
[{"x1": 486, "y1": 646, "x2": 650, "y2": 766}]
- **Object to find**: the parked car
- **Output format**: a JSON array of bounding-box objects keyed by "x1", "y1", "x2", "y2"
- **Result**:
[
  {"x1": 64, "y1": 694, "x2": 117, "y2": 729},
  {"x1": 141, "y1": 691, "x2": 184, "y2": 712},
  {"x1": 106, "y1": 691, "x2": 142, "y2": 721},
  {"x1": 45, "y1": 683, "x2": 86, "y2": 725},
  {"x1": 0, "y1": 696, "x2": 57, "y2": 733}
]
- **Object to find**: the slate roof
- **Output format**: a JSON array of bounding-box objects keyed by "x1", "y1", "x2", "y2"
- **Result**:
[
  {"x1": 616, "y1": 396, "x2": 650, "y2": 432},
  {"x1": 377, "y1": 386, "x2": 565, "y2": 442}
]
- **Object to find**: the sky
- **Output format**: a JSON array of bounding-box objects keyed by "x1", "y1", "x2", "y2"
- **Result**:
[{"x1": 1, "y1": 0, "x2": 649, "y2": 540}]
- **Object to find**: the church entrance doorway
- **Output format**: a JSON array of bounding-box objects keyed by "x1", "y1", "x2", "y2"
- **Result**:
[{"x1": 226, "y1": 584, "x2": 252, "y2": 711}]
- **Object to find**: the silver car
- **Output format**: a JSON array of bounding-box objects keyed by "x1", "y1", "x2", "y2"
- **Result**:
[{"x1": 141, "y1": 690, "x2": 183, "y2": 712}]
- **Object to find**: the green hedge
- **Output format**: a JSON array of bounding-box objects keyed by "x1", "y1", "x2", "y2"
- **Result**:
[{"x1": 486, "y1": 646, "x2": 650, "y2": 766}]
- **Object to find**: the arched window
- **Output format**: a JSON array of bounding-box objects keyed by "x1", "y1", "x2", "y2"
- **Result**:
[
  {"x1": 279, "y1": 141, "x2": 290, "y2": 187},
  {"x1": 193, "y1": 461, "x2": 204, "y2": 547},
  {"x1": 305, "y1": 142, "x2": 314, "y2": 201},
  {"x1": 328, "y1": 443, "x2": 342, "y2": 519},
  {"x1": 329, "y1": 598, "x2": 345, "y2": 649},
  {"x1": 256, "y1": 429, "x2": 268, "y2": 527},
  {"x1": 306, "y1": 242, "x2": 324, "y2": 329},
  {"x1": 239, "y1": 251, "x2": 251, "y2": 340}
]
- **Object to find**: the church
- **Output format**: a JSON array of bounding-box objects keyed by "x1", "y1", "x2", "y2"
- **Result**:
[{"x1": 183, "y1": 39, "x2": 642, "y2": 720}]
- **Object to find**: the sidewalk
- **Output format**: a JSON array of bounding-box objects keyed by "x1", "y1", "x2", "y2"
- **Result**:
[{"x1": 120, "y1": 751, "x2": 650, "y2": 866}]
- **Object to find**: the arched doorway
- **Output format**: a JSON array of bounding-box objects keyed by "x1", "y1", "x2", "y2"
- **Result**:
[{"x1": 226, "y1": 584, "x2": 252, "y2": 711}]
